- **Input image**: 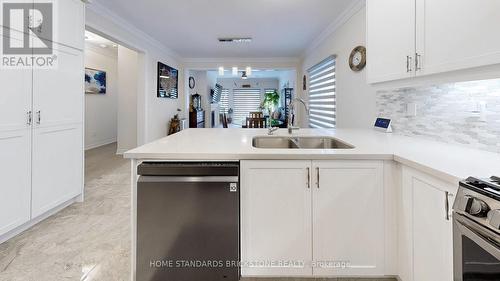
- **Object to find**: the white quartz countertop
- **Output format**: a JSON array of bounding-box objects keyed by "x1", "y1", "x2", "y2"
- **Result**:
[{"x1": 124, "y1": 128, "x2": 500, "y2": 183}]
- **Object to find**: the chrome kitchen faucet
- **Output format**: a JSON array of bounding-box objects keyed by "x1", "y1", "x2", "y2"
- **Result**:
[{"x1": 288, "y1": 98, "x2": 310, "y2": 134}]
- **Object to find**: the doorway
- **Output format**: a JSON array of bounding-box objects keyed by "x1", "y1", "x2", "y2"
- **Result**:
[
  {"x1": 185, "y1": 68, "x2": 296, "y2": 128},
  {"x1": 83, "y1": 29, "x2": 141, "y2": 155}
]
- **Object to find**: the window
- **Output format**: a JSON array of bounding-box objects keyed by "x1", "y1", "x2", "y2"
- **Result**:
[
  {"x1": 307, "y1": 56, "x2": 336, "y2": 128},
  {"x1": 219, "y1": 89, "x2": 229, "y2": 114},
  {"x1": 232, "y1": 88, "x2": 261, "y2": 123}
]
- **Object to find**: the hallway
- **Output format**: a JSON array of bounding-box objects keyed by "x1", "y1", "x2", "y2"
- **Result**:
[{"x1": 0, "y1": 143, "x2": 131, "y2": 281}]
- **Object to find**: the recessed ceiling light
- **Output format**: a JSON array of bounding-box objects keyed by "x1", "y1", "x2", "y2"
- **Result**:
[
  {"x1": 232, "y1": 67, "x2": 238, "y2": 76},
  {"x1": 218, "y1": 66, "x2": 225, "y2": 76}
]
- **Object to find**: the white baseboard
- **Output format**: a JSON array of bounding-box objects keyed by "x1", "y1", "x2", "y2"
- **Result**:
[
  {"x1": 0, "y1": 195, "x2": 81, "y2": 245},
  {"x1": 85, "y1": 138, "x2": 117, "y2": 150}
]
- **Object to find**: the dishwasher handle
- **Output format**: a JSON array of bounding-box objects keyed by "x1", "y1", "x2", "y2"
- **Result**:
[{"x1": 138, "y1": 176, "x2": 239, "y2": 183}]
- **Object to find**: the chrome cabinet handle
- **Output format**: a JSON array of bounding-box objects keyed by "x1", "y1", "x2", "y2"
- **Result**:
[
  {"x1": 415, "y1": 53, "x2": 422, "y2": 71},
  {"x1": 316, "y1": 167, "x2": 320, "y2": 188},
  {"x1": 27, "y1": 111, "x2": 32, "y2": 125},
  {"x1": 36, "y1": 110, "x2": 41, "y2": 124},
  {"x1": 445, "y1": 191, "x2": 453, "y2": 221},
  {"x1": 306, "y1": 167, "x2": 310, "y2": 189},
  {"x1": 406, "y1": 56, "x2": 413, "y2": 72}
]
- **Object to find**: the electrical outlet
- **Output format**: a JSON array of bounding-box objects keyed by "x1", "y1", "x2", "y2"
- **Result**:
[
  {"x1": 478, "y1": 101, "x2": 487, "y2": 122},
  {"x1": 406, "y1": 103, "x2": 417, "y2": 117}
]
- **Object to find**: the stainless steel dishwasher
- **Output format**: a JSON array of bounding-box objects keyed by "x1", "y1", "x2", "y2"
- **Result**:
[{"x1": 136, "y1": 162, "x2": 240, "y2": 281}]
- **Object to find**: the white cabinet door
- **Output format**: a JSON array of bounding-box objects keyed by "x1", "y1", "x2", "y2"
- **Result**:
[
  {"x1": 31, "y1": 43, "x2": 83, "y2": 218},
  {"x1": 312, "y1": 160, "x2": 384, "y2": 276},
  {"x1": 415, "y1": 0, "x2": 500, "y2": 76},
  {"x1": 0, "y1": 31, "x2": 32, "y2": 236},
  {"x1": 366, "y1": 0, "x2": 416, "y2": 83},
  {"x1": 31, "y1": 123, "x2": 83, "y2": 217},
  {"x1": 0, "y1": 129, "x2": 32, "y2": 236},
  {"x1": 33, "y1": 43, "x2": 84, "y2": 127},
  {"x1": 401, "y1": 166, "x2": 455, "y2": 281},
  {"x1": 241, "y1": 160, "x2": 312, "y2": 277},
  {"x1": 33, "y1": 0, "x2": 85, "y2": 50},
  {"x1": 0, "y1": 33, "x2": 32, "y2": 132}
]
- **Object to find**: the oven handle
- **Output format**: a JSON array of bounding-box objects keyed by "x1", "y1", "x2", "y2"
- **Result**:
[{"x1": 455, "y1": 214, "x2": 500, "y2": 260}]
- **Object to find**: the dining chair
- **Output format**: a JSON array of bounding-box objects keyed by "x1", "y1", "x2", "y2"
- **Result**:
[
  {"x1": 249, "y1": 112, "x2": 263, "y2": 118},
  {"x1": 245, "y1": 117, "x2": 267, "y2": 128}
]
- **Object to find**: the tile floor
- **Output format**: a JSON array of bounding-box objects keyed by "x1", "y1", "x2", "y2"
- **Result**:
[
  {"x1": 0, "y1": 143, "x2": 397, "y2": 281},
  {"x1": 0, "y1": 143, "x2": 131, "y2": 281}
]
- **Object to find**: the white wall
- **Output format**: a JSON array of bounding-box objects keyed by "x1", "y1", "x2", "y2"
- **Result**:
[
  {"x1": 86, "y1": 2, "x2": 184, "y2": 147},
  {"x1": 278, "y1": 70, "x2": 296, "y2": 91},
  {"x1": 301, "y1": 3, "x2": 500, "y2": 129},
  {"x1": 301, "y1": 7, "x2": 374, "y2": 129},
  {"x1": 206, "y1": 71, "x2": 218, "y2": 127},
  {"x1": 116, "y1": 46, "x2": 138, "y2": 154},
  {"x1": 84, "y1": 44, "x2": 118, "y2": 150}
]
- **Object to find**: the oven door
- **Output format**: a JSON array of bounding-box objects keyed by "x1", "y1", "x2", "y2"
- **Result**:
[{"x1": 453, "y1": 213, "x2": 500, "y2": 281}]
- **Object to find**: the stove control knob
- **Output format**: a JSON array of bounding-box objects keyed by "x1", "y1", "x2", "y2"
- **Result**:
[
  {"x1": 488, "y1": 210, "x2": 500, "y2": 230},
  {"x1": 457, "y1": 195, "x2": 474, "y2": 213},
  {"x1": 468, "y1": 198, "x2": 489, "y2": 217}
]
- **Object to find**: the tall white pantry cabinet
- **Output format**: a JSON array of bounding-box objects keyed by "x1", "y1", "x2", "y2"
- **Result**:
[{"x1": 0, "y1": 0, "x2": 85, "y2": 238}]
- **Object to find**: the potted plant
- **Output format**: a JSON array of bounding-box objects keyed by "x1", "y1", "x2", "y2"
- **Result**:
[{"x1": 261, "y1": 90, "x2": 280, "y2": 125}]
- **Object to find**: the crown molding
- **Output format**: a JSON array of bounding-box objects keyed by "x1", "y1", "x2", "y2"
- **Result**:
[
  {"x1": 86, "y1": 0, "x2": 182, "y2": 61},
  {"x1": 303, "y1": 0, "x2": 366, "y2": 58},
  {"x1": 183, "y1": 57, "x2": 301, "y2": 64}
]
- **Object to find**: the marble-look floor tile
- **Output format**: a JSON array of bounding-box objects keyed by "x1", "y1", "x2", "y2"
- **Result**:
[{"x1": 0, "y1": 143, "x2": 131, "y2": 281}]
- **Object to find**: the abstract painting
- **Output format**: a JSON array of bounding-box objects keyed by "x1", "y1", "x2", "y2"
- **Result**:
[{"x1": 85, "y1": 68, "x2": 107, "y2": 94}]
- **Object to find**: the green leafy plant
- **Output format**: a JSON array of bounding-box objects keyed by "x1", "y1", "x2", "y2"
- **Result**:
[{"x1": 261, "y1": 90, "x2": 280, "y2": 115}]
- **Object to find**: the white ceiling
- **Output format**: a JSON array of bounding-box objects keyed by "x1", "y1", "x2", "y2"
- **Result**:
[
  {"x1": 85, "y1": 30, "x2": 118, "y2": 55},
  {"x1": 93, "y1": 0, "x2": 354, "y2": 58}
]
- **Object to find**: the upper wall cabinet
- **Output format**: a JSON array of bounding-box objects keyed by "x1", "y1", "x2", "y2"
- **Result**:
[
  {"x1": 415, "y1": 0, "x2": 500, "y2": 76},
  {"x1": 366, "y1": 0, "x2": 416, "y2": 83},
  {"x1": 367, "y1": 0, "x2": 500, "y2": 83}
]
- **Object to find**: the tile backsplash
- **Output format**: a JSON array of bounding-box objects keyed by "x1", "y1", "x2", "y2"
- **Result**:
[{"x1": 376, "y1": 78, "x2": 500, "y2": 153}]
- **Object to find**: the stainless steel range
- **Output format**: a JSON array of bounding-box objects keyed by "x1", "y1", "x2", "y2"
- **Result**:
[{"x1": 453, "y1": 176, "x2": 500, "y2": 280}]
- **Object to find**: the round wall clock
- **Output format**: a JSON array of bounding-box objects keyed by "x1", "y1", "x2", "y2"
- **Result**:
[
  {"x1": 189, "y1": 76, "x2": 196, "y2": 89},
  {"x1": 349, "y1": 46, "x2": 366, "y2": 72}
]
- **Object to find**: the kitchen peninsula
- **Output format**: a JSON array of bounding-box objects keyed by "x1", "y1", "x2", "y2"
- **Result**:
[{"x1": 124, "y1": 128, "x2": 500, "y2": 281}]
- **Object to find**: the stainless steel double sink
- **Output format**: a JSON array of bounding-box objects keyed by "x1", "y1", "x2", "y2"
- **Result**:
[{"x1": 252, "y1": 136, "x2": 355, "y2": 149}]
